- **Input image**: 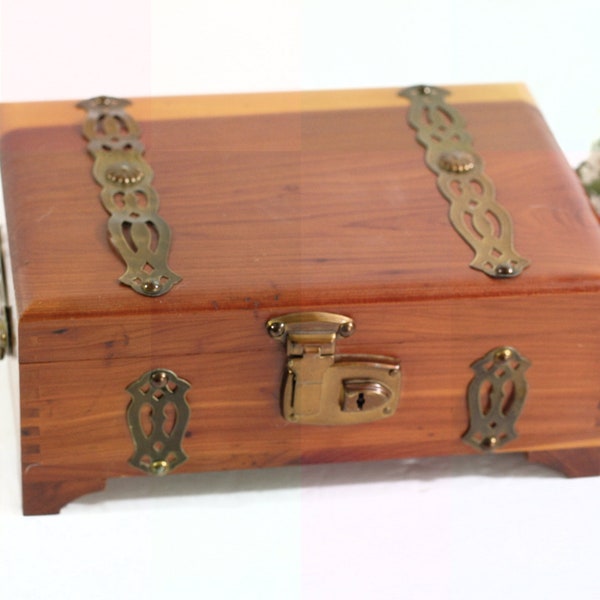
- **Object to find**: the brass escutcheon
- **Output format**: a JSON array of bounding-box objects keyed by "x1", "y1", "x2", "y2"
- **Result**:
[
  {"x1": 126, "y1": 369, "x2": 191, "y2": 475},
  {"x1": 462, "y1": 346, "x2": 530, "y2": 452}
]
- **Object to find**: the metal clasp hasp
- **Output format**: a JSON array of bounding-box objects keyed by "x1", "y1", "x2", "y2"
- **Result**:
[{"x1": 266, "y1": 312, "x2": 401, "y2": 425}]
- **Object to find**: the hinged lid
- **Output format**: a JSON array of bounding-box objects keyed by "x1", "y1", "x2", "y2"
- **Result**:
[{"x1": 2, "y1": 84, "x2": 600, "y2": 364}]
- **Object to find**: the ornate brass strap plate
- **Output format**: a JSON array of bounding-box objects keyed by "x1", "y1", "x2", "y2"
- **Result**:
[
  {"x1": 400, "y1": 85, "x2": 530, "y2": 278},
  {"x1": 78, "y1": 96, "x2": 181, "y2": 297},
  {"x1": 462, "y1": 346, "x2": 530, "y2": 451},
  {"x1": 267, "y1": 312, "x2": 401, "y2": 425},
  {"x1": 126, "y1": 369, "x2": 191, "y2": 475}
]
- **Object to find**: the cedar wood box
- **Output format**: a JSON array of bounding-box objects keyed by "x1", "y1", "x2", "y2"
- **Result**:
[{"x1": 2, "y1": 84, "x2": 600, "y2": 515}]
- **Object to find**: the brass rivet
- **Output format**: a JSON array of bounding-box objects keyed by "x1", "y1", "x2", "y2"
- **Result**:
[
  {"x1": 388, "y1": 367, "x2": 399, "y2": 377},
  {"x1": 267, "y1": 322, "x2": 285, "y2": 338},
  {"x1": 77, "y1": 96, "x2": 130, "y2": 111},
  {"x1": 105, "y1": 163, "x2": 144, "y2": 186},
  {"x1": 339, "y1": 321, "x2": 355, "y2": 337},
  {"x1": 142, "y1": 279, "x2": 162, "y2": 295},
  {"x1": 438, "y1": 150, "x2": 476, "y2": 174},
  {"x1": 495, "y1": 348, "x2": 512, "y2": 362},
  {"x1": 289, "y1": 413, "x2": 299, "y2": 422},
  {"x1": 483, "y1": 436, "x2": 498, "y2": 449},
  {"x1": 419, "y1": 85, "x2": 432, "y2": 95},
  {"x1": 495, "y1": 263, "x2": 515, "y2": 277},
  {"x1": 150, "y1": 460, "x2": 170, "y2": 475},
  {"x1": 150, "y1": 371, "x2": 169, "y2": 388},
  {"x1": 94, "y1": 96, "x2": 121, "y2": 108},
  {"x1": 383, "y1": 407, "x2": 392, "y2": 415}
]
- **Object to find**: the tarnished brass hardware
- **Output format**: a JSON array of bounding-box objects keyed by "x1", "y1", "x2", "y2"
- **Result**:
[
  {"x1": 266, "y1": 312, "x2": 401, "y2": 425},
  {"x1": 462, "y1": 346, "x2": 530, "y2": 452},
  {"x1": 0, "y1": 233, "x2": 12, "y2": 360},
  {"x1": 78, "y1": 96, "x2": 181, "y2": 297},
  {"x1": 126, "y1": 369, "x2": 191, "y2": 475},
  {"x1": 400, "y1": 85, "x2": 530, "y2": 278}
]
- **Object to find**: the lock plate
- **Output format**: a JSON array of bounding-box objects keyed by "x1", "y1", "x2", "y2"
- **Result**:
[{"x1": 267, "y1": 312, "x2": 401, "y2": 425}]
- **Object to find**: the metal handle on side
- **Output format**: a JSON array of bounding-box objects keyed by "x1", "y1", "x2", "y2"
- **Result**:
[{"x1": 0, "y1": 232, "x2": 12, "y2": 359}]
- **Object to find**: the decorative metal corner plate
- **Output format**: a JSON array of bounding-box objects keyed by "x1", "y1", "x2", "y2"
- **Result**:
[
  {"x1": 400, "y1": 85, "x2": 530, "y2": 278},
  {"x1": 126, "y1": 369, "x2": 191, "y2": 475},
  {"x1": 78, "y1": 96, "x2": 181, "y2": 296},
  {"x1": 462, "y1": 346, "x2": 530, "y2": 452}
]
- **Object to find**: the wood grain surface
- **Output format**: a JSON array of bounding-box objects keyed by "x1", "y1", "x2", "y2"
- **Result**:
[{"x1": 3, "y1": 85, "x2": 600, "y2": 513}]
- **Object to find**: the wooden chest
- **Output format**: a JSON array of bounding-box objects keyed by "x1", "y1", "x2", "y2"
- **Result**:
[{"x1": 2, "y1": 84, "x2": 600, "y2": 515}]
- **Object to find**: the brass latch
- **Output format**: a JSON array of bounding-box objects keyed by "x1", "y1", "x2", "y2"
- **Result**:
[{"x1": 266, "y1": 312, "x2": 401, "y2": 425}]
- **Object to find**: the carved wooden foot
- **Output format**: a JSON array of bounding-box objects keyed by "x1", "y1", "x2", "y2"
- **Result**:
[
  {"x1": 528, "y1": 447, "x2": 600, "y2": 478},
  {"x1": 22, "y1": 466, "x2": 107, "y2": 515}
]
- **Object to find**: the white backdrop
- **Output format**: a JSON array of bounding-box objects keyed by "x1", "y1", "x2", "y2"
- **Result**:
[{"x1": 1, "y1": 2, "x2": 600, "y2": 599}]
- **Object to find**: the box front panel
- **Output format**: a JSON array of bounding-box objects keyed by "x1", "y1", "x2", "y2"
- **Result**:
[{"x1": 19, "y1": 291, "x2": 600, "y2": 513}]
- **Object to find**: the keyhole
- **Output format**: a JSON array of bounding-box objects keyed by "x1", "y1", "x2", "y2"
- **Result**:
[{"x1": 356, "y1": 393, "x2": 366, "y2": 410}]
